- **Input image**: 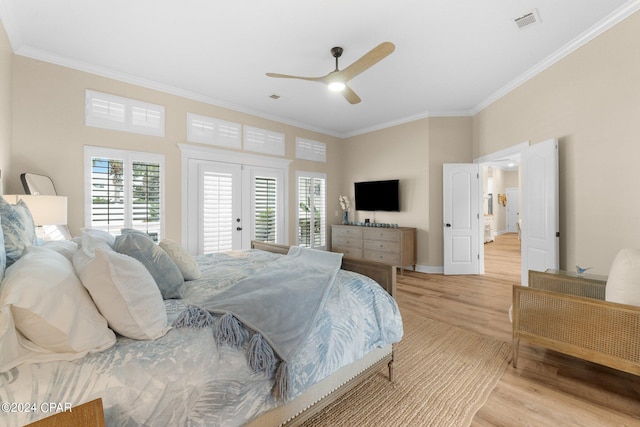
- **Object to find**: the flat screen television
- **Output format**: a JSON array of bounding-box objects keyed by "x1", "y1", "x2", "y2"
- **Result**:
[{"x1": 354, "y1": 179, "x2": 400, "y2": 212}]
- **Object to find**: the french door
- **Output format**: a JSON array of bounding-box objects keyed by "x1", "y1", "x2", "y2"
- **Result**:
[{"x1": 185, "y1": 159, "x2": 284, "y2": 254}]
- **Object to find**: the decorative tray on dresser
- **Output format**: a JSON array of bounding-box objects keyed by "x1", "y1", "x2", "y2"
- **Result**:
[{"x1": 330, "y1": 225, "x2": 417, "y2": 274}]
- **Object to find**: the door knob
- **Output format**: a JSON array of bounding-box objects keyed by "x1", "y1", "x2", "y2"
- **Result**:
[
  {"x1": 445, "y1": 223, "x2": 451, "y2": 227},
  {"x1": 236, "y1": 227, "x2": 242, "y2": 231}
]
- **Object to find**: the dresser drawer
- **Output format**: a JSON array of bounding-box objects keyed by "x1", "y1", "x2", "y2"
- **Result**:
[
  {"x1": 364, "y1": 239, "x2": 400, "y2": 253},
  {"x1": 333, "y1": 226, "x2": 364, "y2": 239},
  {"x1": 364, "y1": 250, "x2": 401, "y2": 265},
  {"x1": 332, "y1": 246, "x2": 364, "y2": 258},
  {"x1": 363, "y1": 228, "x2": 400, "y2": 242},
  {"x1": 332, "y1": 236, "x2": 363, "y2": 249}
]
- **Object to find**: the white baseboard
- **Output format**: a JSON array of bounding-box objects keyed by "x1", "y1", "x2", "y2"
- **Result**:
[{"x1": 406, "y1": 264, "x2": 443, "y2": 274}]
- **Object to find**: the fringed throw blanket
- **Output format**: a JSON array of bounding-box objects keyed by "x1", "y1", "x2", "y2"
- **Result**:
[{"x1": 173, "y1": 246, "x2": 343, "y2": 401}]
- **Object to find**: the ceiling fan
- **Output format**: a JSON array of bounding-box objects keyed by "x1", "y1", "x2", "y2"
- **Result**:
[{"x1": 266, "y1": 42, "x2": 395, "y2": 104}]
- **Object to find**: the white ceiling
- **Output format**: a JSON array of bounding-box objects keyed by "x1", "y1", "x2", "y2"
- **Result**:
[{"x1": 0, "y1": 0, "x2": 637, "y2": 137}]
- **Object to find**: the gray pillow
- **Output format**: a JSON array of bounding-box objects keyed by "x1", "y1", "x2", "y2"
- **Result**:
[
  {"x1": 0, "y1": 198, "x2": 37, "y2": 267},
  {"x1": 113, "y1": 232, "x2": 184, "y2": 299}
]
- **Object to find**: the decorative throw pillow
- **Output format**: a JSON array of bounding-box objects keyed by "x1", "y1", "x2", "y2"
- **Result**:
[
  {"x1": 73, "y1": 245, "x2": 170, "y2": 340},
  {"x1": 114, "y1": 232, "x2": 184, "y2": 299},
  {"x1": 605, "y1": 248, "x2": 640, "y2": 306},
  {"x1": 159, "y1": 239, "x2": 202, "y2": 281},
  {"x1": 0, "y1": 246, "x2": 116, "y2": 353},
  {"x1": 0, "y1": 218, "x2": 5, "y2": 282},
  {"x1": 0, "y1": 198, "x2": 37, "y2": 267},
  {"x1": 120, "y1": 228, "x2": 154, "y2": 239}
]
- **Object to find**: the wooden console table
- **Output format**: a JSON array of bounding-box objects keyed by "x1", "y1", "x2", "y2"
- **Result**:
[{"x1": 330, "y1": 225, "x2": 416, "y2": 273}]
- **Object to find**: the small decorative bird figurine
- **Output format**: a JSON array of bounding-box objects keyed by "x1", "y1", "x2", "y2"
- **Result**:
[{"x1": 575, "y1": 265, "x2": 592, "y2": 274}]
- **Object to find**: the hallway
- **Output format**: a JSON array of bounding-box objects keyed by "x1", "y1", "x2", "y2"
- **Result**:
[{"x1": 484, "y1": 232, "x2": 521, "y2": 285}]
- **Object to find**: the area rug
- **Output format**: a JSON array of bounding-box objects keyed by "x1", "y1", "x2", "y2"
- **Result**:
[{"x1": 302, "y1": 313, "x2": 511, "y2": 427}]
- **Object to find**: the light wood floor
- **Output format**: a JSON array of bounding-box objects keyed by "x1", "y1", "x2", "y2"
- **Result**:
[{"x1": 396, "y1": 233, "x2": 640, "y2": 426}]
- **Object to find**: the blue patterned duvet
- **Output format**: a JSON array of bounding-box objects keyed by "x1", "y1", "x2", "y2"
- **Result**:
[{"x1": 0, "y1": 250, "x2": 402, "y2": 426}]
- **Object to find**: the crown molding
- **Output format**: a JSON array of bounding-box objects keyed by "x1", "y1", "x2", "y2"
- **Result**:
[{"x1": 471, "y1": 0, "x2": 640, "y2": 115}]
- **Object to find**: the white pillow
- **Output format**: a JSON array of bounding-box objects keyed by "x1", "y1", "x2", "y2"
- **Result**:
[
  {"x1": 73, "y1": 246, "x2": 170, "y2": 340},
  {"x1": 159, "y1": 239, "x2": 202, "y2": 280},
  {"x1": 79, "y1": 228, "x2": 116, "y2": 247},
  {"x1": 0, "y1": 304, "x2": 22, "y2": 371},
  {"x1": 0, "y1": 246, "x2": 116, "y2": 353},
  {"x1": 605, "y1": 248, "x2": 640, "y2": 306},
  {"x1": 41, "y1": 239, "x2": 79, "y2": 261}
]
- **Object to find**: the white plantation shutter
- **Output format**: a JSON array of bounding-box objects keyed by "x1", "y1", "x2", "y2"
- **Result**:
[
  {"x1": 131, "y1": 161, "x2": 161, "y2": 240},
  {"x1": 243, "y1": 126, "x2": 285, "y2": 156},
  {"x1": 296, "y1": 138, "x2": 327, "y2": 163},
  {"x1": 253, "y1": 176, "x2": 277, "y2": 243},
  {"x1": 85, "y1": 90, "x2": 165, "y2": 136},
  {"x1": 297, "y1": 172, "x2": 326, "y2": 248},
  {"x1": 89, "y1": 158, "x2": 125, "y2": 234},
  {"x1": 86, "y1": 147, "x2": 164, "y2": 240},
  {"x1": 202, "y1": 170, "x2": 234, "y2": 253},
  {"x1": 88, "y1": 96, "x2": 126, "y2": 126},
  {"x1": 131, "y1": 105, "x2": 163, "y2": 132},
  {"x1": 187, "y1": 113, "x2": 242, "y2": 149}
]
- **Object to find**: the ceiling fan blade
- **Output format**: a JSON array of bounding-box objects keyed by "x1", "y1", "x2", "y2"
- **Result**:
[
  {"x1": 265, "y1": 72, "x2": 325, "y2": 82},
  {"x1": 340, "y1": 42, "x2": 395, "y2": 81},
  {"x1": 342, "y1": 85, "x2": 361, "y2": 104}
]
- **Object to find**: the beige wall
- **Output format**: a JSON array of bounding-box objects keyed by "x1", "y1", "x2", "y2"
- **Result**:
[
  {"x1": 342, "y1": 116, "x2": 472, "y2": 270},
  {"x1": 9, "y1": 56, "x2": 343, "y2": 242},
  {"x1": 427, "y1": 117, "x2": 473, "y2": 268},
  {"x1": 341, "y1": 119, "x2": 430, "y2": 266},
  {"x1": 473, "y1": 10, "x2": 640, "y2": 275},
  {"x1": 6, "y1": 9, "x2": 640, "y2": 274},
  {"x1": 0, "y1": 22, "x2": 12, "y2": 192}
]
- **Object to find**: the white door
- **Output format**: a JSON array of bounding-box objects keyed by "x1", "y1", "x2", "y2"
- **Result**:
[
  {"x1": 506, "y1": 187, "x2": 519, "y2": 233},
  {"x1": 199, "y1": 161, "x2": 243, "y2": 253},
  {"x1": 443, "y1": 164, "x2": 481, "y2": 275},
  {"x1": 520, "y1": 139, "x2": 559, "y2": 285},
  {"x1": 186, "y1": 159, "x2": 243, "y2": 254}
]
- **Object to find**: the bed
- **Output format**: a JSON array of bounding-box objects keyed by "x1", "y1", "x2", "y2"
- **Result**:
[{"x1": 0, "y1": 200, "x2": 403, "y2": 427}]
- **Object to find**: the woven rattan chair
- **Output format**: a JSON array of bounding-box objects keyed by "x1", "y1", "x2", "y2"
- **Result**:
[{"x1": 512, "y1": 270, "x2": 640, "y2": 376}]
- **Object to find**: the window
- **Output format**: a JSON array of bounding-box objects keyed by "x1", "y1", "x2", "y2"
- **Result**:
[
  {"x1": 186, "y1": 113, "x2": 242, "y2": 149},
  {"x1": 297, "y1": 172, "x2": 326, "y2": 249},
  {"x1": 253, "y1": 175, "x2": 278, "y2": 244},
  {"x1": 85, "y1": 146, "x2": 164, "y2": 240},
  {"x1": 296, "y1": 138, "x2": 327, "y2": 163},
  {"x1": 243, "y1": 126, "x2": 285, "y2": 156},
  {"x1": 85, "y1": 90, "x2": 165, "y2": 137}
]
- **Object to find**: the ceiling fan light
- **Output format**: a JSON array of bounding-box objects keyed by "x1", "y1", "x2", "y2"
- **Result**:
[{"x1": 328, "y1": 81, "x2": 346, "y2": 92}]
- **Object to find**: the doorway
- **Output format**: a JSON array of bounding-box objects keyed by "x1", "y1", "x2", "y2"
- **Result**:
[
  {"x1": 475, "y1": 139, "x2": 559, "y2": 284},
  {"x1": 482, "y1": 166, "x2": 521, "y2": 278}
]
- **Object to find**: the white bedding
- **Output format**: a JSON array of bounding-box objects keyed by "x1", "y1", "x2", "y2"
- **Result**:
[{"x1": 0, "y1": 249, "x2": 403, "y2": 426}]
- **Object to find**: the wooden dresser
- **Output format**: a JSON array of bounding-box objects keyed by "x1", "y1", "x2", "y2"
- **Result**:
[{"x1": 331, "y1": 225, "x2": 416, "y2": 272}]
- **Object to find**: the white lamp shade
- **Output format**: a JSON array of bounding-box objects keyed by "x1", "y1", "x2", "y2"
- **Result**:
[{"x1": 2, "y1": 195, "x2": 68, "y2": 225}]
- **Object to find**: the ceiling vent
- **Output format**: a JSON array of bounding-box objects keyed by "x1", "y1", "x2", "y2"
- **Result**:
[{"x1": 514, "y1": 9, "x2": 541, "y2": 30}]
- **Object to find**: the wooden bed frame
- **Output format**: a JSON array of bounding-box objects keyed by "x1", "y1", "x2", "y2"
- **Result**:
[{"x1": 249, "y1": 241, "x2": 398, "y2": 426}]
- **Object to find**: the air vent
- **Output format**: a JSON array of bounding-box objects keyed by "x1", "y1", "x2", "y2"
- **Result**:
[{"x1": 514, "y1": 9, "x2": 541, "y2": 30}]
